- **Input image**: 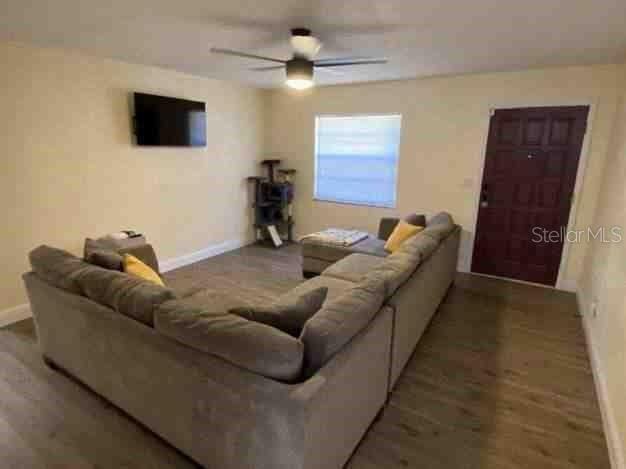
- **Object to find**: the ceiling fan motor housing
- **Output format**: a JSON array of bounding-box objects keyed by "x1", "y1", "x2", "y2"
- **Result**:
[
  {"x1": 291, "y1": 28, "x2": 311, "y2": 37},
  {"x1": 286, "y1": 58, "x2": 314, "y2": 80}
]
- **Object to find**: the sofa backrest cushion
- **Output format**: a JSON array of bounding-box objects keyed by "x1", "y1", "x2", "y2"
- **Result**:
[
  {"x1": 427, "y1": 211, "x2": 454, "y2": 227},
  {"x1": 369, "y1": 225, "x2": 443, "y2": 298},
  {"x1": 29, "y1": 245, "x2": 174, "y2": 326},
  {"x1": 423, "y1": 212, "x2": 455, "y2": 242},
  {"x1": 29, "y1": 245, "x2": 92, "y2": 294},
  {"x1": 404, "y1": 213, "x2": 427, "y2": 227},
  {"x1": 155, "y1": 297, "x2": 304, "y2": 382},
  {"x1": 370, "y1": 251, "x2": 418, "y2": 297},
  {"x1": 75, "y1": 267, "x2": 175, "y2": 326},
  {"x1": 396, "y1": 232, "x2": 439, "y2": 262},
  {"x1": 299, "y1": 273, "x2": 386, "y2": 377},
  {"x1": 231, "y1": 287, "x2": 328, "y2": 337}
]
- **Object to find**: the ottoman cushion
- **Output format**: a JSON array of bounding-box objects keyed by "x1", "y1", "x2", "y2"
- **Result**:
[{"x1": 301, "y1": 235, "x2": 388, "y2": 264}]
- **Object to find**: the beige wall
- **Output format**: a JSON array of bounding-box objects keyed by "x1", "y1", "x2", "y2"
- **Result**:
[
  {"x1": 1, "y1": 41, "x2": 264, "y2": 311},
  {"x1": 264, "y1": 64, "x2": 624, "y2": 289},
  {"x1": 579, "y1": 69, "x2": 626, "y2": 463}
]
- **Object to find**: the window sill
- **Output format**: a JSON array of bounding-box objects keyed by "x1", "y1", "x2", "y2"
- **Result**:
[{"x1": 312, "y1": 198, "x2": 396, "y2": 209}]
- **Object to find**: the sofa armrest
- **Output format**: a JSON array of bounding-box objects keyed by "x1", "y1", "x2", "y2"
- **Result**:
[
  {"x1": 295, "y1": 305, "x2": 393, "y2": 469},
  {"x1": 378, "y1": 217, "x2": 400, "y2": 241}
]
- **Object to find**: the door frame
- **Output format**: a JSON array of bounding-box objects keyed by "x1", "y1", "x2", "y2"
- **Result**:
[{"x1": 467, "y1": 99, "x2": 596, "y2": 291}]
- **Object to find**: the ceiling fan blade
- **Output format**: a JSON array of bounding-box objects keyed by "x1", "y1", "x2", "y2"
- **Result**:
[
  {"x1": 250, "y1": 65, "x2": 285, "y2": 72},
  {"x1": 314, "y1": 56, "x2": 373, "y2": 64},
  {"x1": 210, "y1": 48, "x2": 286, "y2": 64},
  {"x1": 316, "y1": 67, "x2": 347, "y2": 76},
  {"x1": 315, "y1": 59, "x2": 387, "y2": 67}
]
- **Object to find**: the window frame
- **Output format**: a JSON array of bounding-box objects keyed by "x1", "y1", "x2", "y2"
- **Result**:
[{"x1": 313, "y1": 113, "x2": 403, "y2": 209}]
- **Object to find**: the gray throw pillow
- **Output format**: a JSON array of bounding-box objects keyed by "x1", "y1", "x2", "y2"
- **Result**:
[
  {"x1": 404, "y1": 213, "x2": 426, "y2": 227},
  {"x1": 85, "y1": 249, "x2": 124, "y2": 271},
  {"x1": 230, "y1": 287, "x2": 328, "y2": 337},
  {"x1": 84, "y1": 238, "x2": 108, "y2": 258},
  {"x1": 84, "y1": 238, "x2": 124, "y2": 271}
]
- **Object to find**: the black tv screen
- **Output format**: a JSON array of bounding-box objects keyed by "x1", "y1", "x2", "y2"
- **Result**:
[{"x1": 133, "y1": 92, "x2": 206, "y2": 147}]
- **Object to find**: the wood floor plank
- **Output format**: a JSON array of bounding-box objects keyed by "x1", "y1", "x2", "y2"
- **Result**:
[
  {"x1": 0, "y1": 341, "x2": 197, "y2": 468},
  {"x1": 0, "y1": 412, "x2": 47, "y2": 469},
  {"x1": 0, "y1": 244, "x2": 610, "y2": 468}
]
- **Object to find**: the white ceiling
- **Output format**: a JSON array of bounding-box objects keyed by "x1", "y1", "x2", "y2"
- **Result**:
[{"x1": 2, "y1": 0, "x2": 626, "y2": 88}]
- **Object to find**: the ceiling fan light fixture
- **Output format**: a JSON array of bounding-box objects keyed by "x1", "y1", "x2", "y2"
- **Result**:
[
  {"x1": 286, "y1": 78, "x2": 314, "y2": 90},
  {"x1": 285, "y1": 58, "x2": 314, "y2": 90}
]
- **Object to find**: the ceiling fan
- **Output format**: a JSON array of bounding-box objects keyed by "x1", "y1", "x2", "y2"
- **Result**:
[{"x1": 211, "y1": 28, "x2": 387, "y2": 90}]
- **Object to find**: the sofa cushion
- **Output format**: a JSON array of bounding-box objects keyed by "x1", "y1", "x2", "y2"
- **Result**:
[
  {"x1": 302, "y1": 256, "x2": 334, "y2": 275},
  {"x1": 300, "y1": 274, "x2": 386, "y2": 377},
  {"x1": 175, "y1": 284, "x2": 210, "y2": 299},
  {"x1": 279, "y1": 275, "x2": 355, "y2": 306},
  {"x1": 301, "y1": 235, "x2": 388, "y2": 263},
  {"x1": 230, "y1": 287, "x2": 328, "y2": 337},
  {"x1": 301, "y1": 240, "x2": 343, "y2": 263},
  {"x1": 75, "y1": 267, "x2": 175, "y2": 326},
  {"x1": 404, "y1": 213, "x2": 427, "y2": 227},
  {"x1": 427, "y1": 211, "x2": 454, "y2": 227},
  {"x1": 322, "y1": 254, "x2": 387, "y2": 283},
  {"x1": 351, "y1": 236, "x2": 388, "y2": 257},
  {"x1": 371, "y1": 251, "x2": 419, "y2": 297},
  {"x1": 85, "y1": 249, "x2": 124, "y2": 271},
  {"x1": 83, "y1": 238, "x2": 123, "y2": 270},
  {"x1": 396, "y1": 232, "x2": 439, "y2": 262},
  {"x1": 155, "y1": 297, "x2": 304, "y2": 382},
  {"x1": 181, "y1": 287, "x2": 252, "y2": 310},
  {"x1": 84, "y1": 237, "x2": 109, "y2": 258},
  {"x1": 29, "y1": 245, "x2": 92, "y2": 294},
  {"x1": 423, "y1": 212, "x2": 455, "y2": 242}
]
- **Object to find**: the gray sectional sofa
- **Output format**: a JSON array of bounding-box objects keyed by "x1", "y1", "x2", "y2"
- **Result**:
[
  {"x1": 301, "y1": 214, "x2": 426, "y2": 277},
  {"x1": 23, "y1": 212, "x2": 460, "y2": 469}
]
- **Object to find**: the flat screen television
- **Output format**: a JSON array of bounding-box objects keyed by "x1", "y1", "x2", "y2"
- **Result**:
[{"x1": 133, "y1": 92, "x2": 206, "y2": 147}]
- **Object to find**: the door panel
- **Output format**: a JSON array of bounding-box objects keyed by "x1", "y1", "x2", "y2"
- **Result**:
[{"x1": 472, "y1": 106, "x2": 588, "y2": 286}]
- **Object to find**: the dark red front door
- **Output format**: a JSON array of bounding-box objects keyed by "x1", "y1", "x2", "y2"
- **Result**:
[{"x1": 471, "y1": 106, "x2": 589, "y2": 286}]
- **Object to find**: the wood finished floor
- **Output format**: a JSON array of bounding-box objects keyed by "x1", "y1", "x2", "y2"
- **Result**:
[{"x1": 0, "y1": 243, "x2": 610, "y2": 468}]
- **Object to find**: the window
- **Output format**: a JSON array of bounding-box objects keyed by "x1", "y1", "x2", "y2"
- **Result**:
[{"x1": 314, "y1": 114, "x2": 402, "y2": 208}]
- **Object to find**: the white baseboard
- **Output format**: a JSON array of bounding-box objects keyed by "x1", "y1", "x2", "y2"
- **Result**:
[
  {"x1": 557, "y1": 278, "x2": 578, "y2": 292},
  {"x1": 578, "y1": 289, "x2": 625, "y2": 469},
  {"x1": 0, "y1": 303, "x2": 32, "y2": 328},
  {"x1": 159, "y1": 238, "x2": 249, "y2": 273}
]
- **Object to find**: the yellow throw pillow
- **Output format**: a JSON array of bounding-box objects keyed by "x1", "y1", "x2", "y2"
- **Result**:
[
  {"x1": 123, "y1": 254, "x2": 165, "y2": 286},
  {"x1": 384, "y1": 221, "x2": 424, "y2": 253}
]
